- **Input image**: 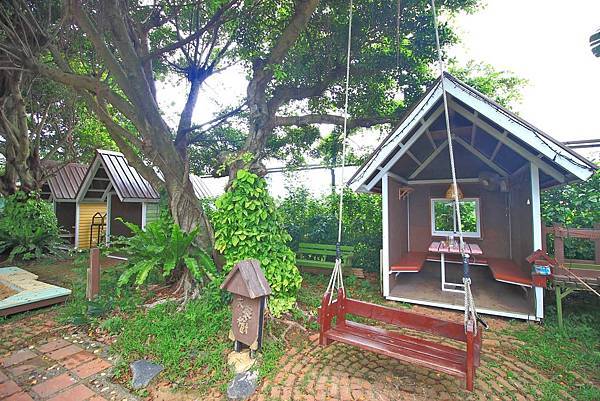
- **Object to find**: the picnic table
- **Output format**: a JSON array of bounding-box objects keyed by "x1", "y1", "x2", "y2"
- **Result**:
[{"x1": 429, "y1": 241, "x2": 483, "y2": 293}]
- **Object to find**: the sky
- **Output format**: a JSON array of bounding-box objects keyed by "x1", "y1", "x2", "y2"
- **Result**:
[{"x1": 450, "y1": 0, "x2": 600, "y2": 142}]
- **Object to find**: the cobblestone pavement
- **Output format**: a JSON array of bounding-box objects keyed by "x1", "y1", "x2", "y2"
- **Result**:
[
  {"x1": 0, "y1": 313, "x2": 138, "y2": 401},
  {"x1": 251, "y1": 327, "x2": 576, "y2": 401}
]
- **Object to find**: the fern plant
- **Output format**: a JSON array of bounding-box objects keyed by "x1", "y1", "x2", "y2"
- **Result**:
[{"x1": 113, "y1": 216, "x2": 216, "y2": 291}]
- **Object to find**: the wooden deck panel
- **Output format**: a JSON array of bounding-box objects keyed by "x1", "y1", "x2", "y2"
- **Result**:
[{"x1": 0, "y1": 267, "x2": 71, "y2": 317}]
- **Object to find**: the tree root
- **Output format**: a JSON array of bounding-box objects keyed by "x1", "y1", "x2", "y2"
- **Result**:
[{"x1": 270, "y1": 316, "x2": 308, "y2": 345}]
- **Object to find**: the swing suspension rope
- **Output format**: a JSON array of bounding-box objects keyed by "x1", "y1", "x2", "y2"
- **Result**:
[
  {"x1": 431, "y1": 0, "x2": 479, "y2": 332},
  {"x1": 325, "y1": 0, "x2": 353, "y2": 301},
  {"x1": 326, "y1": 0, "x2": 482, "y2": 333}
]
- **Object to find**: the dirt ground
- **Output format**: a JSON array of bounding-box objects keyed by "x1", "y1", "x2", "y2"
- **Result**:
[{"x1": 0, "y1": 282, "x2": 17, "y2": 300}]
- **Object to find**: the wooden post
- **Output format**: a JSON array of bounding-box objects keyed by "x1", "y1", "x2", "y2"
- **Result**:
[
  {"x1": 86, "y1": 248, "x2": 100, "y2": 301},
  {"x1": 541, "y1": 224, "x2": 547, "y2": 253},
  {"x1": 553, "y1": 223, "x2": 565, "y2": 265},
  {"x1": 336, "y1": 288, "x2": 346, "y2": 327},
  {"x1": 318, "y1": 292, "x2": 332, "y2": 346},
  {"x1": 594, "y1": 223, "x2": 600, "y2": 265},
  {"x1": 555, "y1": 285, "x2": 575, "y2": 331},
  {"x1": 555, "y1": 286, "x2": 563, "y2": 330}
]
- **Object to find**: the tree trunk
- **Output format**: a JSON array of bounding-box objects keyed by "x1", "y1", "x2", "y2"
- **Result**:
[
  {"x1": 0, "y1": 70, "x2": 43, "y2": 196},
  {"x1": 163, "y1": 171, "x2": 219, "y2": 299}
]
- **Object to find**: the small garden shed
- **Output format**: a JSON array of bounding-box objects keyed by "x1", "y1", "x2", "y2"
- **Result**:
[
  {"x1": 349, "y1": 72, "x2": 597, "y2": 320},
  {"x1": 76, "y1": 149, "x2": 212, "y2": 247},
  {"x1": 76, "y1": 150, "x2": 160, "y2": 246},
  {"x1": 41, "y1": 162, "x2": 103, "y2": 246}
]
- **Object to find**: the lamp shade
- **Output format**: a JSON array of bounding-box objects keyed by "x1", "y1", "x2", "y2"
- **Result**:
[{"x1": 445, "y1": 184, "x2": 464, "y2": 200}]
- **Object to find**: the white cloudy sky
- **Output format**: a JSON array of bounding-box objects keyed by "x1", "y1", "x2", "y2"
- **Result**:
[{"x1": 450, "y1": 0, "x2": 600, "y2": 142}]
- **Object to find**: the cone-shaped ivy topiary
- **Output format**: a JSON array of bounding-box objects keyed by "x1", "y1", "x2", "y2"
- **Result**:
[{"x1": 213, "y1": 170, "x2": 302, "y2": 316}]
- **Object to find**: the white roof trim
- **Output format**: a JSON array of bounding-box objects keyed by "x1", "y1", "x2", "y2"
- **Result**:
[
  {"x1": 443, "y1": 78, "x2": 593, "y2": 181},
  {"x1": 349, "y1": 83, "x2": 444, "y2": 192},
  {"x1": 75, "y1": 155, "x2": 103, "y2": 203},
  {"x1": 349, "y1": 74, "x2": 596, "y2": 192}
]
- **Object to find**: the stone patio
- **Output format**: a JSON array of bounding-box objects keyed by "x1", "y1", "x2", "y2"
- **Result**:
[
  {"x1": 249, "y1": 326, "x2": 576, "y2": 401},
  {"x1": 0, "y1": 305, "x2": 583, "y2": 401}
]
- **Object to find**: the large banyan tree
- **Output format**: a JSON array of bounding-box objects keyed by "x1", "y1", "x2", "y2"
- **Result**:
[{"x1": 1, "y1": 0, "x2": 492, "y2": 295}]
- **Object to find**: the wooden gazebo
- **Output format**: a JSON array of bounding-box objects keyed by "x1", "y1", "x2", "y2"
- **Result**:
[{"x1": 349, "y1": 73, "x2": 597, "y2": 320}]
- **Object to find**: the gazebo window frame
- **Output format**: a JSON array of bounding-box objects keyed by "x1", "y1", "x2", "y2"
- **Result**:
[{"x1": 430, "y1": 197, "x2": 481, "y2": 239}]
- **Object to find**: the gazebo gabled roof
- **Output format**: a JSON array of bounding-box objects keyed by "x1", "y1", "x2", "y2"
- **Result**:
[{"x1": 349, "y1": 72, "x2": 597, "y2": 193}]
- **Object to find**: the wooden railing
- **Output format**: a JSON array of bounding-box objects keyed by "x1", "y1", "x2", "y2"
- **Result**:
[{"x1": 542, "y1": 223, "x2": 600, "y2": 266}]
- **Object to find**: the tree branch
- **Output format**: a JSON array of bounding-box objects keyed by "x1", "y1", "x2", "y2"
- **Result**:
[
  {"x1": 270, "y1": 114, "x2": 396, "y2": 129},
  {"x1": 249, "y1": 0, "x2": 319, "y2": 92},
  {"x1": 185, "y1": 102, "x2": 246, "y2": 140},
  {"x1": 143, "y1": 0, "x2": 240, "y2": 61}
]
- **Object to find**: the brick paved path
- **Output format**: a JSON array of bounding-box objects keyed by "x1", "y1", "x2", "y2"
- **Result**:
[
  {"x1": 251, "y1": 330, "x2": 576, "y2": 401},
  {"x1": 0, "y1": 323, "x2": 138, "y2": 401},
  {"x1": 0, "y1": 309, "x2": 583, "y2": 401}
]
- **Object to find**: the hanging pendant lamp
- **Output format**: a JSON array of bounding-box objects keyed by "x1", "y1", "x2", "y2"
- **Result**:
[{"x1": 445, "y1": 183, "x2": 463, "y2": 200}]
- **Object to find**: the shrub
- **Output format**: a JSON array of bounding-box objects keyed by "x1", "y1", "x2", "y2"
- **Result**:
[
  {"x1": 213, "y1": 170, "x2": 302, "y2": 317},
  {"x1": 113, "y1": 215, "x2": 217, "y2": 291},
  {"x1": 0, "y1": 191, "x2": 64, "y2": 260},
  {"x1": 278, "y1": 186, "x2": 382, "y2": 271},
  {"x1": 111, "y1": 291, "x2": 231, "y2": 386}
]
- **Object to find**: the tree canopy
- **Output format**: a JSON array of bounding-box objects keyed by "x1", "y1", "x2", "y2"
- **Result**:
[{"x1": 0, "y1": 0, "x2": 527, "y2": 295}]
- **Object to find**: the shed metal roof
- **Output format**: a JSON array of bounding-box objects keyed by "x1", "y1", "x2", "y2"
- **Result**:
[
  {"x1": 190, "y1": 174, "x2": 213, "y2": 199},
  {"x1": 77, "y1": 149, "x2": 212, "y2": 203},
  {"x1": 43, "y1": 162, "x2": 88, "y2": 201},
  {"x1": 97, "y1": 150, "x2": 160, "y2": 201}
]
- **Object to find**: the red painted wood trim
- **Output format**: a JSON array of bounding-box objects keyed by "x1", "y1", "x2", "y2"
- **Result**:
[
  {"x1": 326, "y1": 329, "x2": 466, "y2": 377},
  {"x1": 390, "y1": 252, "x2": 427, "y2": 272},
  {"x1": 338, "y1": 321, "x2": 466, "y2": 365},
  {"x1": 343, "y1": 298, "x2": 467, "y2": 342}
]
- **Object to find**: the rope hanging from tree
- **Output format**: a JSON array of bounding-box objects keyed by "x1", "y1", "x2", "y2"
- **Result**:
[
  {"x1": 326, "y1": 0, "x2": 484, "y2": 334},
  {"x1": 325, "y1": 0, "x2": 353, "y2": 302},
  {"x1": 431, "y1": 0, "x2": 480, "y2": 332}
]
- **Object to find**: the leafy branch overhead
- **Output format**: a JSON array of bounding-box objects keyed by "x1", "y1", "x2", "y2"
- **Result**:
[{"x1": 0, "y1": 0, "x2": 525, "y2": 298}]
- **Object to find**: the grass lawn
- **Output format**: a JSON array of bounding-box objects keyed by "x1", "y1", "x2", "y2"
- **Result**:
[{"x1": 504, "y1": 292, "x2": 600, "y2": 401}]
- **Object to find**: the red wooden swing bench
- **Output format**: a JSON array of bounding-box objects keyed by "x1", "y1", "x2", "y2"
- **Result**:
[{"x1": 318, "y1": 290, "x2": 482, "y2": 391}]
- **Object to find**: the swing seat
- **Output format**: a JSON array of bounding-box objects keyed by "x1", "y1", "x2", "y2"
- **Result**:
[{"x1": 318, "y1": 291, "x2": 482, "y2": 391}]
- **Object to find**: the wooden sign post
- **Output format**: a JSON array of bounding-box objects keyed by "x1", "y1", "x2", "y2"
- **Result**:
[
  {"x1": 221, "y1": 259, "x2": 271, "y2": 352},
  {"x1": 87, "y1": 248, "x2": 101, "y2": 301}
]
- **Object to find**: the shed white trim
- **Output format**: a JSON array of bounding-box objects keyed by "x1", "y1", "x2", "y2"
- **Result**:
[{"x1": 382, "y1": 173, "x2": 390, "y2": 297}]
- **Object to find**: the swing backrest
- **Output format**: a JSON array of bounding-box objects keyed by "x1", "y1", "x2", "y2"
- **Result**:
[{"x1": 341, "y1": 297, "x2": 470, "y2": 342}]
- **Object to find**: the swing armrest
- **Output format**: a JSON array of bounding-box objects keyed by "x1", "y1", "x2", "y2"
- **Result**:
[{"x1": 318, "y1": 290, "x2": 345, "y2": 346}]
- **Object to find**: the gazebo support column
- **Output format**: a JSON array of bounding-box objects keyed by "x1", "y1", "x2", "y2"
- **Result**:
[{"x1": 530, "y1": 163, "x2": 544, "y2": 321}]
